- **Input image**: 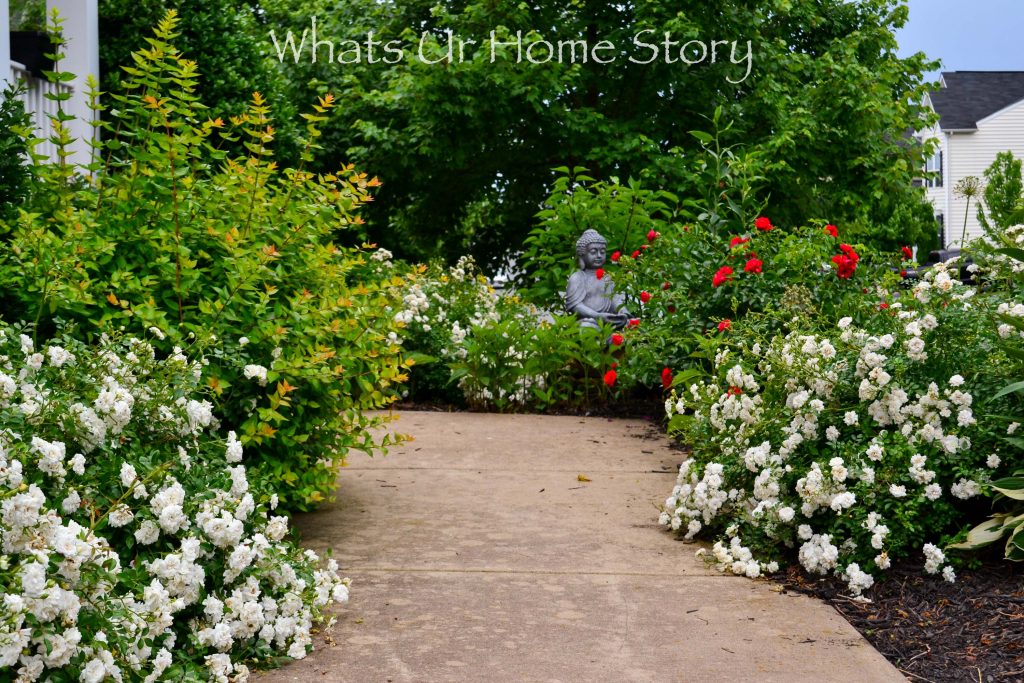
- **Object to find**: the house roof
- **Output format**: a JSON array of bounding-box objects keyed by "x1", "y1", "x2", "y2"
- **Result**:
[{"x1": 929, "y1": 71, "x2": 1024, "y2": 131}]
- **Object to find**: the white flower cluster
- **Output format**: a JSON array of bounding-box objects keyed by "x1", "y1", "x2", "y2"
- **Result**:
[
  {"x1": 243, "y1": 364, "x2": 268, "y2": 386},
  {"x1": 393, "y1": 284, "x2": 430, "y2": 325},
  {"x1": 370, "y1": 247, "x2": 393, "y2": 263},
  {"x1": 660, "y1": 306, "x2": 999, "y2": 594},
  {"x1": 0, "y1": 326, "x2": 350, "y2": 681}
]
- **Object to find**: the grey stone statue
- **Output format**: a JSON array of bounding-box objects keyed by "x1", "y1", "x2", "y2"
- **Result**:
[{"x1": 565, "y1": 229, "x2": 630, "y2": 329}]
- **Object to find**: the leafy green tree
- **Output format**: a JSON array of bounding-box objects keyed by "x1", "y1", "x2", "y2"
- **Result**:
[
  {"x1": 978, "y1": 151, "x2": 1024, "y2": 235},
  {"x1": 98, "y1": 0, "x2": 302, "y2": 162},
  {"x1": 260, "y1": 0, "x2": 939, "y2": 270}
]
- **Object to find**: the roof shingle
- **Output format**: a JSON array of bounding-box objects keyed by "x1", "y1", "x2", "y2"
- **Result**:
[{"x1": 930, "y1": 71, "x2": 1024, "y2": 131}]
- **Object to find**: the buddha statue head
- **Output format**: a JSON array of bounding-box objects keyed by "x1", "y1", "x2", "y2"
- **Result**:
[{"x1": 575, "y1": 229, "x2": 608, "y2": 271}]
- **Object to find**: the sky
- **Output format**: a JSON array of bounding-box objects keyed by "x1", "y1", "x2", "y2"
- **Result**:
[{"x1": 895, "y1": 0, "x2": 1024, "y2": 77}]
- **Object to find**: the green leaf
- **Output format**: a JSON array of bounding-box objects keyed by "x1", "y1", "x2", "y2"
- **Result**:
[
  {"x1": 689, "y1": 130, "x2": 714, "y2": 145},
  {"x1": 992, "y1": 381, "x2": 1024, "y2": 401},
  {"x1": 993, "y1": 476, "x2": 1024, "y2": 501},
  {"x1": 948, "y1": 516, "x2": 1008, "y2": 550},
  {"x1": 995, "y1": 247, "x2": 1024, "y2": 262}
]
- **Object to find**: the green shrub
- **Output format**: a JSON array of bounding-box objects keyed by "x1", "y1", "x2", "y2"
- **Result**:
[
  {"x1": 0, "y1": 13, "x2": 412, "y2": 511},
  {"x1": 0, "y1": 83, "x2": 32, "y2": 227},
  {"x1": 977, "y1": 151, "x2": 1024, "y2": 235},
  {"x1": 450, "y1": 313, "x2": 619, "y2": 412},
  {"x1": 516, "y1": 168, "x2": 682, "y2": 306},
  {"x1": 391, "y1": 255, "x2": 620, "y2": 411}
]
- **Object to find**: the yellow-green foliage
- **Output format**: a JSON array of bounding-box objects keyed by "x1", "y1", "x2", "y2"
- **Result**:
[{"x1": 0, "y1": 12, "x2": 414, "y2": 510}]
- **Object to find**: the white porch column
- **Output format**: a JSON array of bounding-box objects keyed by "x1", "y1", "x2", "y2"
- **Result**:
[
  {"x1": 47, "y1": 0, "x2": 98, "y2": 167},
  {"x1": 1, "y1": 0, "x2": 11, "y2": 88}
]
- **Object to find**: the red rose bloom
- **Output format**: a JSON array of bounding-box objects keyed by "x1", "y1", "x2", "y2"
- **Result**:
[
  {"x1": 839, "y1": 244, "x2": 859, "y2": 262},
  {"x1": 728, "y1": 386, "x2": 743, "y2": 396},
  {"x1": 831, "y1": 254, "x2": 857, "y2": 279},
  {"x1": 611, "y1": 333, "x2": 624, "y2": 346},
  {"x1": 603, "y1": 369, "x2": 617, "y2": 387},
  {"x1": 647, "y1": 229, "x2": 659, "y2": 242},
  {"x1": 628, "y1": 318, "x2": 640, "y2": 328},
  {"x1": 667, "y1": 305, "x2": 677, "y2": 313},
  {"x1": 900, "y1": 269, "x2": 908, "y2": 278},
  {"x1": 632, "y1": 250, "x2": 641, "y2": 259},
  {"x1": 879, "y1": 302, "x2": 889, "y2": 310},
  {"x1": 755, "y1": 216, "x2": 773, "y2": 231},
  {"x1": 718, "y1": 319, "x2": 731, "y2": 332},
  {"x1": 824, "y1": 224, "x2": 838, "y2": 238},
  {"x1": 662, "y1": 281, "x2": 671, "y2": 290},
  {"x1": 595, "y1": 268, "x2": 604, "y2": 280},
  {"x1": 712, "y1": 265, "x2": 734, "y2": 287},
  {"x1": 729, "y1": 236, "x2": 749, "y2": 249},
  {"x1": 744, "y1": 257, "x2": 763, "y2": 274},
  {"x1": 901, "y1": 246, "x2": 913, "y2": 260},
  {"x1": 611, "y1": 251, "x2": 621, "y2": 262},
  {"x1": 640, "y1": 291, "x2": 652, "y2": 304},
  {"x1": 661, "y1": 367, "x2": 673, "y2": 389}
]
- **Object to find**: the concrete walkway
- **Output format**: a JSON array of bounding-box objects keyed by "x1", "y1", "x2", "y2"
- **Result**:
[{"x1": 258, "y1": 411, "x2": 903, "y2": 683}]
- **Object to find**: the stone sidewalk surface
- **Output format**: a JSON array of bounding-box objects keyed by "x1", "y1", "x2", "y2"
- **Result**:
[{"x1": 258, "y1": 411, "x2": 904, "y2": 683}]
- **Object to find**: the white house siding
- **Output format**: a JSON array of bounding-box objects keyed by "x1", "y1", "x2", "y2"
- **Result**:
[
  {"x1": 944, "y1": 98, "x2": 1024, "y2": 247},
  {"x1": 1, "y1": 0, "x2": 98, "y2": 167},
  {"x1": 919, "y1": 121, "x2": 947, "y2": 242}
]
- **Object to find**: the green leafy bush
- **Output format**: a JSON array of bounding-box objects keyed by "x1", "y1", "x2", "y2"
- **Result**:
[
  {"x1": 0, "y1": 323, "x2": 349, "y2": 679},
  {"x1": 450, "y1": 313, "x2": 619, "y2": 412},
  {"x1": 0, "y1": 13, "x2": 412, "y2": 510},
  {"x1": 517, "y1": 168, "x2": 682, "y2": 306},
  {"x1": 0, "y1": 83, "x2": 32, "y2": 227},
  {"x1": 950, "y1": 226, "x2": 1024, "y2": 560},
  {"x1": 392, "y1": 255, "x2": 619, "y2": 411},
  {"x1": 977, "y1": 151, "x2": 1024, "y2": 235}
]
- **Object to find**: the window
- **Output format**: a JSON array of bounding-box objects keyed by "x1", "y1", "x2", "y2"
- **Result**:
[
  {"x1": 936, "y1": 213, "x2": 945, "y2": 248},
  {"x1": 924, "y1": 150, "x2": 943, "y2": 188}
]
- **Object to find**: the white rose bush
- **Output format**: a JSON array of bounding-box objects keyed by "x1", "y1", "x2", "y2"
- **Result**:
[
  {"x1": 0, "y1": 325, "x2": 349, "y2": 681},
  {"x1": 393, "y1": 255, "x2": 619, "y2": 411},
  {"x1": 660, "y1": 255, "x2": 1022, "y2": 595}
]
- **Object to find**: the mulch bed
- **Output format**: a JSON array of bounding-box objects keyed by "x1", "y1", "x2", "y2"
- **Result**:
[{"x1": 778, "y1": 554, "x2": 1024, "y2": 682}]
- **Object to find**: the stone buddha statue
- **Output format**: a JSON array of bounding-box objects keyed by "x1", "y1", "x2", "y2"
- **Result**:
[{"x1": 565, "y1": 229, "x2": 630, "y2": 329}]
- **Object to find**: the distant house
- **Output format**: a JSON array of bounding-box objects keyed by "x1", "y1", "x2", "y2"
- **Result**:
[
  {"x1": 2, "y1": 0, "x2": 98, "y2": 165},
  {"x1": 918, "y1": 71, "x2": 1024, "y2": 248}
]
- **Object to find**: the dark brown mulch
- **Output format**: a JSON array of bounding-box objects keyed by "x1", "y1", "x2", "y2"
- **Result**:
[{"x1": 777, "y1": 554, "x2": 1024, "y2": 682}]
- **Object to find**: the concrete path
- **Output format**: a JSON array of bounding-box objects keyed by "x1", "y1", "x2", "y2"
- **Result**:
[{"x1": 258, "y1": 411, "x2": 904, "y2": 683}]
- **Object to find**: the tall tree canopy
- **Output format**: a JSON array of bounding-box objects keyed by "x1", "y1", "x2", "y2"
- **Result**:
[
  {"x1": 98, "y1": 0, "x2": 302, "y2": 160},
  {"x1": 98, "y1": 0, "x2": 939, "y2": 269}
]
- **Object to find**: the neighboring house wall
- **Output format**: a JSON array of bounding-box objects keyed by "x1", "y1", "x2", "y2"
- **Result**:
[
  {"x1": 2, "y1": 0, "x2": 98, "y2": 167},
  {"x1": 945, "y1": 98, "x2": 1024, "y2": 247},
  {"x1": 919, "y1": 120, "x2": 947, "y2": 243},
  {"x1": 0, "y1": 4, "x2": 9, "y2": 88}
]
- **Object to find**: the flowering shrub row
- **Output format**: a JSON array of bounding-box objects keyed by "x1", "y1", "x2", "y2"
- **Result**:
[
  {"x1": 659, "y1": 254, "x2": 1022, "y2": 593},
  {"x1": 0, "y1": 14, "x2": 411, "y2": 511},
  {"x1": 390, "y1": 256, "x2": 620, "y2": 411},
  {"x1": 0, "y1": 325, "x2": 348, "y2": 681}
]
